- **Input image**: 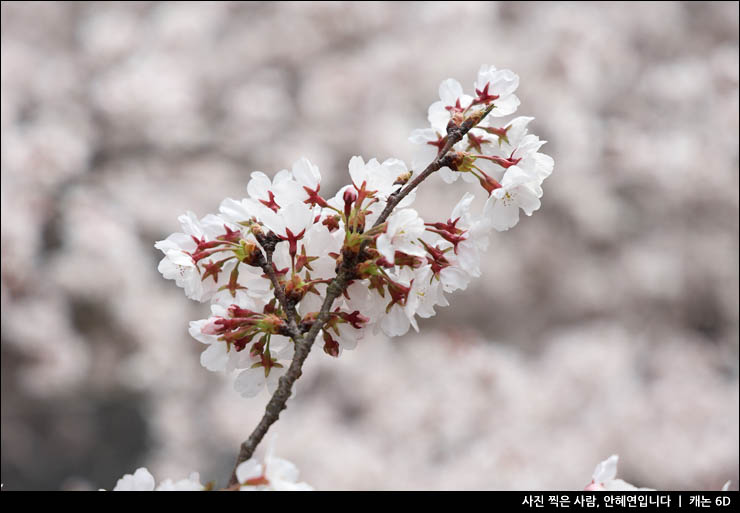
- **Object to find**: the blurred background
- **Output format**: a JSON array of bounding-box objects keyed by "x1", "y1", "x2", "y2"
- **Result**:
[{"x1": 1, "y1": 1, "x2": 738, "y2": 491}]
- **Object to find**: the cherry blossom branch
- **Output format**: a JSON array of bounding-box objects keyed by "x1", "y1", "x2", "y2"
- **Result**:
[
  {"x1": 227, "y1": 107, "x2": 494, "y2": 488},
  {"x1": 151, "y1": 64, "x2": 556, "y2": 491}
]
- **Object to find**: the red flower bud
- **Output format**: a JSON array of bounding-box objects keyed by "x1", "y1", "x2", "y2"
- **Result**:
[{"x1": 343, "y1": 188, "x2": 357, "y2": 219}]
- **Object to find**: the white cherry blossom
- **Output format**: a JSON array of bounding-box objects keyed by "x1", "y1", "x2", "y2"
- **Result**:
[
  {"x1": 246, "y1": 169, "x2": 303, "y2": 211},
  {"x1": 378, "y1": 266, "x2": 447, "y2": 337},
  {"x1": 189, "y1": 304, "x2": 254, "y2": 372},
  {"x1": 233, "y1": 337, "x2": 294, "y2": 398},
  {"x1": 218, "y1": 196, "x2": 266, "y2": 227},
  {"x1": 348, "y1": 155, "x2": 400, "y2": 201},
  {"x1": 404, "y1": 265, "x2": 448, "y2": 320},
  {"x1": 210, "y1": 265, "x2": 272, "y2": 310},
  {"x1": 584, "y1": 455, "x2": 655, "y2": 491},
  {"x1": 483, "y1": 166, "x2": 542, "y2": 232},
  {"x1": 437, "y1": 260, "x2": 472, "y2": 292},
  {"x1": 155, "y1": 211, "x2": 236, "y2": 302},
  {"x1": 427, "y1": 78, "x2": 474, "y2": 134},
  {"x1": 291, "y1": 156, "x2": 321, "y2": 191},
  {"x1": 259, "y1": 201, "x2": 315, "y2": 242},
  {"x1": 234, "y1": 362, "x2": 287, "y2": 398},
  {"x1": 409, "y1": 127, "x2": 459, "y2": 183},
  {"x1": 237, "y1": 448, "x2": 313, "y2": 491},
  {"x1": 430, "y1": 192, "x2": 491, "y2": 282},
  {"x1": 474, "y1": 64, "x2": 520, "y2": 118},
  {"x1": 155, "y1": 473, "x2": 205, "y2": 491},
  {"x1": 112, "y1": 467, "x2": 155, "y2": 491},
  {"x1": 376, "y1": 208, "x2": 426, "y2": 263},
  {"x1": 339, "y1": 281, "x2": 385, "y2": 329},
  {"x1": 477, "y1": 116, "x2": 553, "y2": 185},
  {"x1": 380, "y1": 301, "x2": 416, "y2": 337},
  {"x1": 331, "y1": 321, "x2": 361, "y2": 352}
]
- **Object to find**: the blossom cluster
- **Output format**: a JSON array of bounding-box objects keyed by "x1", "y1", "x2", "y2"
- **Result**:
[
  {"x1": 109, "y1": 468, "x2": 204, "y2": 491},
  {"x1": 409, "y1": 65, "x2": 553, "y2": 230},
  {"x1": 156, "y1": 65, "x2": 553, "y2": 398},
  {"x1": 108, "y1": 447, "x2": 311, "y2": 491}
]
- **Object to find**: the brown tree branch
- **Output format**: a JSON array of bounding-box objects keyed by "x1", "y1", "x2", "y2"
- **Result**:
[
  {"x1": 227, "y1": 250, "x2": 356, "y2": 486},
  {"x1": 253, "y1": 233, "x2": 303, "y2": 339}
]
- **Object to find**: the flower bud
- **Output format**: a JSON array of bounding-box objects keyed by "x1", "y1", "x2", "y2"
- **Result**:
[
  {"x1": 478, "y1": 170, "x2": 502, "y2": 195},
  {"x1": 238, "y1": 240, "x2": 262, "y2": 266},
  {"x1": 343, "y1": 188, "x2": 358, "y2": 219},
  {"x1": 394, "y1": 171, "x2": 413, "y2": 186}
]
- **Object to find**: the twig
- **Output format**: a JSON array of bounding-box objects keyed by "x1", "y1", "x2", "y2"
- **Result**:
[
  {"x1": 254, "y1": 233, "x2": 302, "y2": 339},
  {"x1": 373, "y1": 113, "x2": 485, "y2": 228},
  {"x1": 227, "y1": 251, "x2": 356, "y2": 486}
]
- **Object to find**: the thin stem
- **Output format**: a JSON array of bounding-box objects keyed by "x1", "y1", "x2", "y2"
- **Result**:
[
  {"x1": 254, "y1": 233, "x2": 302, "y2": 339},
  {"x1": 372, "y1": 109, "x2": 489, "y2": 229}
]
